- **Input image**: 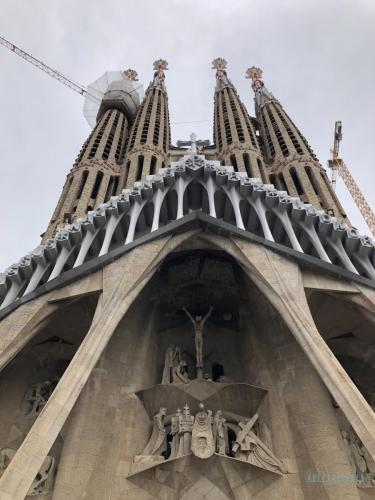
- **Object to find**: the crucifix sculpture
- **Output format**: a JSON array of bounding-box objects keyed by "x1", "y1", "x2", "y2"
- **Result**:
[{"x1": 183, "y1": 306, "x2": 213, "y2": 379}]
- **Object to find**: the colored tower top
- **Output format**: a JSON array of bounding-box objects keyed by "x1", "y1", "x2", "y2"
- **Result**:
[
  {"x1": 246, "y1": 66, "x2": 277, "y2": 108},
  {"x1": 149, "y1": 59, "x2": 168, "y2": 91},
  {"x1": 212, "y1": 57, "x2": 234, "y2": 91},
  {"x1": 123, "y1": 68, "x2": 139, "y2": 82}
]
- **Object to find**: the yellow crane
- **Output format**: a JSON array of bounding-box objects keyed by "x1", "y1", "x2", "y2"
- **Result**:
[{"x1": 328, "y1": 121, "x2": 375, "y2": 237}]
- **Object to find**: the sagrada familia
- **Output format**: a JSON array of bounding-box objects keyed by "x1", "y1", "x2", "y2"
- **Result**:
[{"x1": 0, "y1": 58, "x2": 375, "y2": 499}]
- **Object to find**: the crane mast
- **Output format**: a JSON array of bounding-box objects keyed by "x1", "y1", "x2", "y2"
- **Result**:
[
  {"x1": 328, "y1": 121, "x2": 375, "y2": 237},
  {"x1": 0, "y1": 35, "x2": 101, "y2": 103}
]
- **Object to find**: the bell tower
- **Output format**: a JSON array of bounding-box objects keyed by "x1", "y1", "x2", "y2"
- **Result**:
[
  {"x1": 119, "y1": 59, "x2": 171, "y2": 190},
  {"x1": 43, "y1": 69, "x2": 140, "y2": 240},
  {"x1": 246, "y1": 66, "x2": 348, "y2": 221}
]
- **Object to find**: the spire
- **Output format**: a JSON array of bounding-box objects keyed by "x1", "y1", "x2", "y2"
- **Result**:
[
  {"x1": 149, "y1": 58, "x2": 168, "y2": 91},
  {"x1": 245, "y1": 66, "x2": 348, "y2": 222},
  {"x1": 245, "y1": 66, "x2": 277, "y2": 108},
  {"x1": 212, "y1": 58, "x2": 266, "y2": 180},
  {"x1": 212, "y1": 57, "x2": 234, "y2": 90},
  {"x1": 119, "y1": 59, "x2": 171, "y2": 189}
]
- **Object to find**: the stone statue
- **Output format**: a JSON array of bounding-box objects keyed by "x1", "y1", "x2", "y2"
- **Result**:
[
  {"x1": 343, "y1": 428, "x2": 375, "y2": 487},
  {"x1": 183, "y1": 307, "x2": 213, "y2": 379},
  {"x1": 162, "y1": 346, "x2": 189, "y2": 384},
  {"x1": 24, "y1": 379, "x2": 58, "y2": 416},
  {"x1": 178, "y1": 404, "x2": 194, "y2": 456},
  {"x1": 0, "y1": 448, "x2": 55, "y2": 495},
  {"x1": 172, "y1": 359, "x2": 189, "y2": 384},
  {"x1": 191, "y1": 403, "x2": 215, "y2": 459},
  {"x1": 213, "y1": 410, "x2": 228, "y2": 455},
  {"x1": 140, "y1": 407, "x2": 167, "y2": 457},
  {"x1": 233, "y1": 417, "x2": 285, "y2": 474},
  {"x1": 170, "y1": 409, "x2": 182, "y2": 459}
]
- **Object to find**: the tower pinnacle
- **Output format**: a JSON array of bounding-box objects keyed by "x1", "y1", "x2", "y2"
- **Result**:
[
  {"x1": 212, "y1": 58, "x2": 227, "y2": 79},
  {"x1": 153, "y1": 59, "x2": 168, "y2": 81},
  {"x1": 245, "y1": 66, "x2": 264, "y2": 92},
  {"x1": 123, "y1": 68, "x2": 139, "y2": 81}
]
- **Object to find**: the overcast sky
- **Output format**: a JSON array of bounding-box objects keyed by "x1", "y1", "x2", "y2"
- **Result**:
[{"x1": 0, "y1": 0, "x2": 374, "y2": 271}]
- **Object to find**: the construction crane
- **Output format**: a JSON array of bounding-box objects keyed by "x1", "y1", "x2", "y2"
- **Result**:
[
  {"x1": 328, "y1": 121, "x2": 375, "y2": 237},
  {"x1": 0, "y1": 35, "x2": 101, "y2": 103}
]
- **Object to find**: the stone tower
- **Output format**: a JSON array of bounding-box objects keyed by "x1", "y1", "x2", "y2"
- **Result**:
[
  {"x1": 1, "y1": 61, "x2": 375, "y2": 500},
  {"x1": 246, "y1": 66, "x2": 348, "y2": 221},
  {"x1": 43, "y1": 70, "x2": 140, "y2": 240},
  {"x1": 119, "y1": 59, "x2": 171, "y2": 190}
]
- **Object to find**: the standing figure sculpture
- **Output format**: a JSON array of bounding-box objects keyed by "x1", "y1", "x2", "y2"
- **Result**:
[
  {"x1": 191, "y1": 403, "x2": 215, "y2": 459},
  {"x1": 170, "y1": 409, "x2": 182, "y2": 459},
  {"x1": 178, "y1": 404, "x2": 195, "y2": 457},
  {"x1": 162, "y1": 346, "x2": 189, "y2": 384},
  {"x1": 213, "y1": 410, "x2": 229, "y2": 455},
  {"x1": 183, "y1": 306, "x2": 213, "y2": 379},
  {"x1": 140, "y1": 407, "x2": 167, "y2": 457}
]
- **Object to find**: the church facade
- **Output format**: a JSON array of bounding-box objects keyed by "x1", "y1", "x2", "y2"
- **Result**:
[{"x1": 0, "y1": 59, "x2": 375, "y2": 499}]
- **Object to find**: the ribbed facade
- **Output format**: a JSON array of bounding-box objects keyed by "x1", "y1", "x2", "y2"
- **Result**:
[
  {"x1": 119, "y1": 60, "x2": 170, "y2": 190},
  {"x1": 43, "y1": 107, "x2": 129, "y2": 240},
  {"x1": 212, "y1": 59, "x2": 267, "y2": 183},
  {"x1": 246, "y1": 67, "x2": 348, "y2": 222}
]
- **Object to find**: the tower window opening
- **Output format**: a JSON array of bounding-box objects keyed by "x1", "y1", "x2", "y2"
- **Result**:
[
  {"x1": 269, "y1": 174, "x2": 277, "y2": 187},
  {"x1": 115, "y1": 115, "x2": 126, "y2": 162},
  {"x1": 136, "y1": 155, "x2": 144, "y2": 181},
  {"x1": 150, "y1": 156, "x2": 157, "y2": 175},
  {"x1": 278, "y1": 173, "x2": 288, "y2": 191},
  {"x1": 88, "y1": 111, "x2": 111, "y2": 159},
  {"x1": 305, "y1": 166, "x2": 320, "y2": 196},
  {"x1": 257, "y1": 158, "x2": 268, "y2": 184},
  {"x1": 267, "y1": 107, "x2": 289, "y2": 157},
  {"x1": 91, "y1": 171, "x2": 104, "y2": 199},
  {"x1": 243, "y1": 153, "x2": 252, "y2": 177},
  {"x1": 153, "y1": 92, "x2": 162, "y2": 146},
  {"x1": 76, "y1": 170, "x2": 89, "y2": 199},
  {"x1": 230, "y1": 155, "x2": 238, "y2": 172},
  {"x1": 290, "y1": 167, "x2": 304, "y2": 196},
  {"x1": 104, "y1": 176, "x2": 115, "y2": 202}
]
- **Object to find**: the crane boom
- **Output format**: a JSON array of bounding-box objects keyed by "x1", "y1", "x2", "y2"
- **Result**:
[
  {"x1": 328, "y1": 121, "x2": 375, "y2": 237},
  {"x1": 0, "y1": 35, "x2": 101, "y2": 103}
]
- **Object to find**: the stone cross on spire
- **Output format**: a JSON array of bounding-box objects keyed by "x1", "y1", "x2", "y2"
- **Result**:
[
  {"x1": 212, "y1": 58, "x2": 227, "y2": 79},
  {"x1": 246, "y1": 66, "x2": 264, "y2": 92},
  {"x1": 122, "y1": 68, "x2": 139, "y2": 81},
  {"x1": 153, "y1": 59, "x2": 169, "y2": 81}
]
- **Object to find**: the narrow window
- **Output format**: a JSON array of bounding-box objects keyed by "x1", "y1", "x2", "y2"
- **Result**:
[
  {"x1": 290, "y1": 167, "x2": 304, "y2": 195},
  {"x1": 305, "y1": 166, "x2": 320, "y2": 196},
  {"x1": 136, "y1": 155, "x2": 144, "y2": 181},
  {"x1": 91, "y1": 171, "x2": 104, "y2": 199},
  {"x1": 278, "y1": 173, "x2": 288, "y2": 191},
  {"x1": 76, "y1": 171, "x2": 88, "y2": 199},
  {"x1": 243, "y1": 153, "x2": 252, "y2": 177},
  {"x1": 150, "y1": 156, "x2": 157, "y2": 175},
  {"x1": 230, "y1": 155, "x2": 238, "y2": 172}
]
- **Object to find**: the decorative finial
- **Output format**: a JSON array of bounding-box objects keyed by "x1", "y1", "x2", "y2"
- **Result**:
[
  {"x1": 212, "y1": 58, "x2": 227, "y2": 79},
  {"x1": 122, "y1": 68, "x2": 139, "y2": 81},
  {"x1": 153, "y1": 59, "x2": 169, "y2": 81},
  {"x1": 246, "y1": 66, "x2": 264, "y2": 92}
]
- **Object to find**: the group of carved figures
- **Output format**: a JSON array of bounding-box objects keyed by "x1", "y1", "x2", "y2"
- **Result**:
[
  {"x1": 0, "y1": 379, "x2": 58, "y2": 496},
  {"x1": 136, "y1": 403, "x2": 285, "y2": 474},
  {"x1": 342, "y1": 427, "x2": 375, "y2": 487}
]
